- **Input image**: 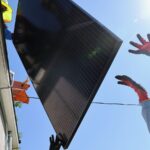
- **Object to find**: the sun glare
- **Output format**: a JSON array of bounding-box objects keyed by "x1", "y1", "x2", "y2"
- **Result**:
[{"x1": 139, "y1": 0, "x2": 150, "y2": 20}]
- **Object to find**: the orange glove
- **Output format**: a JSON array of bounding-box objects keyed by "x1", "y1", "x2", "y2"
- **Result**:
[{"x1": 115, "y1": 75, "x2": 149, "y2": 103}]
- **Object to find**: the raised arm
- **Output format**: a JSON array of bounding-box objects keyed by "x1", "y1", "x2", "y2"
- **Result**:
[{"x1": 115, "y1": 75, "x2": 149, "y2": 103}]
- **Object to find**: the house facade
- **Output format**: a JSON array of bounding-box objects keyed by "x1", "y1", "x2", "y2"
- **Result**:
[{"x1": 0, "y1": 14, "x2": 19, "y2": 149}]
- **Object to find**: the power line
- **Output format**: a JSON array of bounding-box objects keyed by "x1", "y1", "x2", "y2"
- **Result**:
[
  {"x1": 93, "y1": 102, "x2": 140, "y2": 106},
  {"x1": 16, "y1": 96, "x2": 141, "y2": 107},
  {"x1": 0, "y1": 86, "x2": 140, "y2": 106},
  {"x1": 28, "y1": 97, "x2": 140, "y2": 107},
  {"x1": 28, "y1": 96, "x2": 40, "y2": 99},
  {"x1": 28, "y1": 98, "x2": 140, "y2": 107}
]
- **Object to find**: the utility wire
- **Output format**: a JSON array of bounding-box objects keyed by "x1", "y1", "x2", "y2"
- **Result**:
[
  {"x1": 93, "y1": 102, "x2": 140, "y2": 106},
  {"x1": 0, "y1": 86, "x2": 140, "y2": 106},
  {"x1": 28, "y1": 96, "x2": 40, "y2": 100},
  {"x1": 15, "y1": 96, "x2": 141, "y2": 107},
  {"x1": 28, "y1": 97, "x2": 140, "y2": 107}
]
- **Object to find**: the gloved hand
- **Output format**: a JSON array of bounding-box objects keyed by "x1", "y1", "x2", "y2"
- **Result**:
[
  {"x1": 49, "y1": 134, "x2": 63, "y2": 150},
  {"x1": 115, "y1": 75, "x2": 149, "y2": 103},
  {"x1": 129, "y1": 34, "x2": 150, "y2": 56}
]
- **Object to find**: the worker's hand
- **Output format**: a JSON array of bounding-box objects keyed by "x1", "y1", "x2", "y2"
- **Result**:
[
  {"x1": 115, "y1": 75, "x2": 132, "y2": 86},
  {"x1": 129, "y1": 34, "x2": 150, "y2": 56},
  {"x1": 115, "y1": 75, "x2": 149, "y2": 102},
  {"x1": 49, "y1": 134, "x2": 63, "y2": 150}
]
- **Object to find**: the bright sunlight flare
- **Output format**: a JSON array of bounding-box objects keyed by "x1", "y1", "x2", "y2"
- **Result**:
[{"x1": 139, "y1": 0, "x2": 150, "y2": 20}]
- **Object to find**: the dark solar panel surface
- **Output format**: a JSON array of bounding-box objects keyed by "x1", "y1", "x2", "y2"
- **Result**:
[{"x1": 13, "y1": 0, "x2": 122, "y2": 148}]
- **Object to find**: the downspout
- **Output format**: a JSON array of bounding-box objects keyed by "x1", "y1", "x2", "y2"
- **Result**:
[{"x1": 8, "y1": 131, "x2": 12, "y2": 150}]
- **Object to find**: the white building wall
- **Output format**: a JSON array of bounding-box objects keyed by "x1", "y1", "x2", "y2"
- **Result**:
[{"x1": 0, "y1": 6, "x2": 19, "y2": 149}]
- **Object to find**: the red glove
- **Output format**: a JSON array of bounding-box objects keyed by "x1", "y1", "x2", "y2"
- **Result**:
[
  {"x1": 115, "y1": 75, "x2": 149, "y2": 103},
  {"x1": 129, "y1": 34, "x2": 150, "y2": 56}
]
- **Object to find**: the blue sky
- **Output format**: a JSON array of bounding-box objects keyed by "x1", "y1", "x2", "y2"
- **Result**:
[{"x1": 6, "y1": 0, "x2": 150, "y2": 149}]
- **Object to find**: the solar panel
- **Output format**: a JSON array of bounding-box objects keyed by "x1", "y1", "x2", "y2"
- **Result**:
[{"x1": 13, "y1": 0, "x2": 122, "y2": 148}]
